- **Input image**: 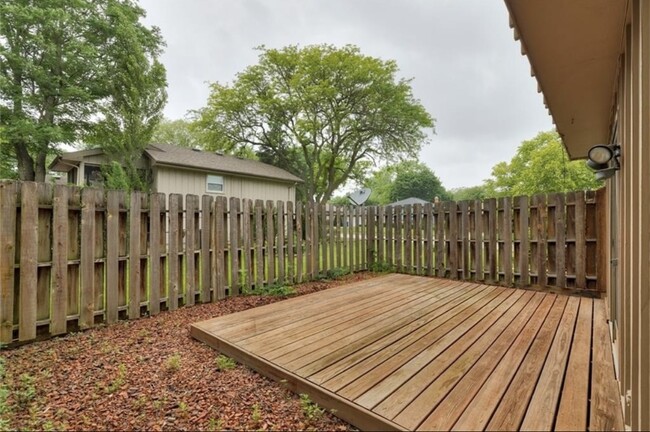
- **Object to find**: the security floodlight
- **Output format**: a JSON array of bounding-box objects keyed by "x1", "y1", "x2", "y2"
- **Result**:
[{"x1": 586, "y1": 144, "x2": 620, "y2": 179}]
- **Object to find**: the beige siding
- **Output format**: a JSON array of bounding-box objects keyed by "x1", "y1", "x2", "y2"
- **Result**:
[
  {"x1": 608, "y1": 2, "x2": 650, "y2": 429},
  {"x1": 154, "y1": 165, "x2": 296, "y2": 203}
]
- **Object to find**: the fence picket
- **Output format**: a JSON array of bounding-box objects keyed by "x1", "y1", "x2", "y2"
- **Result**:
[
  {"x1": 287, "y1": 202, "x2": 294, "y2": 283},
  {"x1": 201, "y1": 195, "x2": 213, "y2": 302},
  {"x1": 168, "y1": 194, "x2": 181, "y2": 309},
  {"x1": 51, "y1": 185, "x2": 69, "y2": 334},
  {"x1": 230, "y1": 197, "x2": 240, "y2": 296},
  {"x1": 277, "y1": 201, "x2": 285, "y2": 285},
  {"x1": 215, "y1": 197, "x2": 226, "y2": 299},
  {"x1": 19, "y1": 182, "x2": 38, "y2": 341}
]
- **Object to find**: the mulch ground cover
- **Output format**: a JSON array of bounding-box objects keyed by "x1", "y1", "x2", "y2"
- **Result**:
[{"x1": 1, "y1": 272, "x2": 379, "y2": 431}]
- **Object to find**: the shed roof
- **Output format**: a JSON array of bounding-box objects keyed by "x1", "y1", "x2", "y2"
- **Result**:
[
  {"x1": 387, "y1": 197, "x2": 429, "y2": 207},
  {"x1": 49, "y1": 143, "x2": 303, "y2": 184},
  {"x1": 145, "y1": 144, "x2": 303, "y2": 183}
]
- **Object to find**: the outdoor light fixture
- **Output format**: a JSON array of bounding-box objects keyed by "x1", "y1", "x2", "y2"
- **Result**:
[{"x1": 586, "y1": 144, "x2": 620, "y2": 180}]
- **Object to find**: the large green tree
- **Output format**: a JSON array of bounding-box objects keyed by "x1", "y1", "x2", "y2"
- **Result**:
[
  {"x1": 194, "y1": 44, "x2": 434, "y2": 203},
  {"x1": 150, "y1": 118, "x2": 201, "y2": 148},
  {"x1": 484, "y1": 130, "x2": 601, "y2": 197},
  {"x1": 390, "y1": 161, "x2": 450, "y2": 202},
  {"x1": 86, "y1": 1, "x2": 167, "y2": 190},
  {"x1": 0, "y1": 0, "x2": 164, "y2": 181}
]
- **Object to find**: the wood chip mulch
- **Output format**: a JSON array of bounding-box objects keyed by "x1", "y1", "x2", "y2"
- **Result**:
[{"x1": 1, "y1": 273, "x2": 378, "y2": 431}]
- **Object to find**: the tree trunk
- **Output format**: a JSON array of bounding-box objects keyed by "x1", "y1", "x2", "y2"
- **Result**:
[
  {"x1": 14, "y1": 141, "x2": 35, "y2": 181},
  {"x1": 35, "y1": 151, "x2": 47, "y2": 182}
]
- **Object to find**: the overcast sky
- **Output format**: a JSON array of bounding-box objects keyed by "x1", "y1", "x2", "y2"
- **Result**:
[{"x1": 138, "y1": 0, "x2": 554, "y2": 190}]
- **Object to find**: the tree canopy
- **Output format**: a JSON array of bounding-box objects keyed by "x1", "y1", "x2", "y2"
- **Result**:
[
  {"x1": 0, "y1": 0, "x2": 166, "y2": 182},
  {"x1": 150, "y1": 118, "x2": 201, "y2": 148},
  {"x1": 483, "y1": 130, "x2": 602, "y2": 197},
  {"x1": 194, "y1": 44, "x2": 434, "y2": 203}
]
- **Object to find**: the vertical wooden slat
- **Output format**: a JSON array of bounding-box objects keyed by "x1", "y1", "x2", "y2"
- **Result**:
[
  {"x1": 503, "y1": 197, "x2": 513, "y2": 286},
  {"x1": 328, "y1": 205, "x2": 335, "y2": 271},
  {"x1": 336, "y1": 206, "x2": 343, "y2": 269},
  {"x1": 340, "y1": 206, "x2": 347, "y2": 271},
  {"x1": 51, "y1": 185, "x2": 69, "y2": 334},
  {"x1": 128, "y1": 192, "x2": 141, "y2": 319},
  {"x1": 276, "y1": 200, "x2": 285, "y2": 285},
  {"x1": 185, "y1": 195, "x2": 197, "y2": 306},
  {"x1": 356, "y1": 205, "x2": 362, "y2": 271},
  {"x1": 519, "y1": 195, "x2": 530, "y2": 287},
  {"x1": 0, "y1": 181, "x2": 17, "y2": 343},
  {"x1": 368, "y1": 206, "x2": 376, "y2": 268},
  {"x1": 214, "y1": 196, "x2": 226, "y2": 299},
  {"x1": 148, "y1": 193, "x2": 162, "y2": 315},
  {"x1": 201, "y1": 195, "x2": 213, "y2": 302},
  {"x1": 229, "y1": 197, "x2": 240, "y2": 296},
  {"x1": 296, "y1": 203, "x2": 303, "y2": 283},
  {"x1": 474, "y1": 199, "x2": 484, "y2": 282},
  {"x1": 105, "y1": 191, "x2": 119, "y2": 323},
  {"x1": 535, "y1": 194, "x2": 548, "y2": 287},
  {"x1": 448, "y1": 202, "x2": 458, "y2": 279},
  {"x1": 425, "y1": 203, "x2": 433, "y2": 276},
  {"x1": 254, "y1": 200, "x2": 264, "y2": 289},
  {"x1": 436, "y1": 203, "x2": 445, "y2": 278},
  {"x1": 168, "y1": 194, "x2": 181, "y2": 309},
  {"x1": 404, "y1": 205, "x2": 412, "y2": 274},
  {"x1": 313, "y1": 203, "x2": 320, "y2": 277},
  {"x1": 286, "y1": 201, "x2": 294, "y2": 283},
  {"x1": 485, "y1": 198, "x2": 497, "y2": 283},
  {"x1": 80, "y1": 188, "x2": 96, "y2": 328},
  {"x1": 19, "y1": 182, "x2": 38, "y2": 341},
  {"x1": 266, "y1": 200, "x2": 275, "y2": 285},
  {"x1": 414, "y1": 204, "x2": 422, "y2": 275},
  {"x1": 555, "y1": 193, "x2": 566, "y2": 288},
  {"x1": 460, "y1": 201, "x2": 470, "y2": 280},
  {"x1": 377, "y1": 205, "x2": 385, "y2": 266},
  {"x1": 386, "y1": 205, "x2": 394, "y2": 269},
  {"x1": 573, "y1": 191, "x2": 586, "y2": 290},
  {"x1": 241, "y1": 199, "x2": 253, "y2": 293}
]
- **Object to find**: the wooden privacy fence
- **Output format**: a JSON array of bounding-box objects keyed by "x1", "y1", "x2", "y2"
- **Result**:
[
  {"x1": 366, "y1": 189, "x2": 604, "y2": 293},
  {"x1": 0, "y1": 181, "x2": 604, "y2": 344}
]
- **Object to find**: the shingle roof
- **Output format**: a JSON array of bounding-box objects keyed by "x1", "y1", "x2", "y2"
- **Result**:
[
  {"x1": 145, "y1": 143, "x2": 302, "y2": 183},
  {"x1": 387, "y1": 197, "x2": 429, "y2": 206}
]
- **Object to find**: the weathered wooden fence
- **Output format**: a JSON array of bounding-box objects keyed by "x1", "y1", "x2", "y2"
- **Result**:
[{"x1": 0, "y1": 181, "x2": 603, "y2": 344}]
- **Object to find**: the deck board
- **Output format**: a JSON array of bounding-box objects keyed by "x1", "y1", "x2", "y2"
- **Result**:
[{"x1": 190, "y1": 274, "x2": 624, "y2": 431}]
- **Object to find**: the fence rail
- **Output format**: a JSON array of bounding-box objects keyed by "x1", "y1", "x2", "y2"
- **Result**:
[{"x1": 0, "y1": 181, "x2": 603, "y2": 344}]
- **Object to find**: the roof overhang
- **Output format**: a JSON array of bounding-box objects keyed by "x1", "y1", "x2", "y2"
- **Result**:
[{"x1": 504, "y1": 0, "x2": 628, "y2": 159}]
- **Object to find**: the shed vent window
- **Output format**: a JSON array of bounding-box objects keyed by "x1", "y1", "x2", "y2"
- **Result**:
[{"x1": 206, "y1": 175, "x2": 224, "y2": 193}]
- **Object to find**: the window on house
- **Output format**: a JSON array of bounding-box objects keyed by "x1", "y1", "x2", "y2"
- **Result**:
[{"x1": 206, "y1": 175, "x2": 224, "y2": 193}]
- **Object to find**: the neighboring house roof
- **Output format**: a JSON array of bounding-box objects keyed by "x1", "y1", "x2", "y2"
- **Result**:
[
  {"x1": 145, "y1": 143, "x2": 302, "y2": 183},
  {"x1": 49, "y1": 143, "x2": 303, "y2": 184},
  {"x1": 504, "y1": 0, "x2": 626, "y2": 159},
  {"x1": 388, "y1": 197, "x2": 429, "y2": 206}
]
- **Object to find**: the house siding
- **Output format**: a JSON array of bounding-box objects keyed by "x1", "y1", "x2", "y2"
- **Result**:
[
  {"x1": 154, "y1": 165, "x2": 297, "y2": 203},
  {"x1": 608, "y1": 2, "x2": 650, "y2": 429}
]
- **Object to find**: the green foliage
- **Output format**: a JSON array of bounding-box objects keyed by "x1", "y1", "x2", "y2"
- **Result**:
[
  {"x1": 390, "y1": 161, "x2": 451, "y2": 202},
  {"x1": 165, "y1": 354, "x2": 181, "y2": 373},
  {"x1": 299, "y1": 393, "x2": 324, "y2": 422},
  {"x1": 215, "y1": 355, "x2": 237, "y2": 371},
  {"x1": 207, "y1": 418, "x2": 224, "y2": 432},
  {"x1": 369, "y1": 260, "x2": 395, "y2": 273},
  {"x1": 194, "y1": 44, "x2": 434, "y2": 203},
  {"x1": 315, "y1": 268, "x2": 351, "y2": 281},
  {"x1": 449, "y1": 185, "x2": 488, "y2": 201},
  {"x1": 0, "y1": 357, "x2": 9, "y2": 429},
  {"x1": 328, "y1": 195, "x2": 351, "y2": 206},
  {"x1": 0, "y1": 0, "x2": 166, "y2": 182},
  {"x1": 105, "y1": 364, "x2": 127, "y2": 393},
  {"x1": 483, "y1": 131, "x2": 602, "y2": 197},
  {"x1": 150, "y1": 118, "x2": 201, "y2": 148},
  {"x1": 86, "y1": 1, "x2": 167, "y2": 191},
  {"x1": 14, "y1": 374, "x2": 36, "y2": 407},
  {"x1": 245, "y1": 284, "x2": 296, "y2": 297},
  {"x1": 251, "y1": 403, "x2": 262, "y2": 425}
]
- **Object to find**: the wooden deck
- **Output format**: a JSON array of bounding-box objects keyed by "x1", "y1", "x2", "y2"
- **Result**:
[{"x1": 190, "y1": 274, "x2": 624, "y2": 431}]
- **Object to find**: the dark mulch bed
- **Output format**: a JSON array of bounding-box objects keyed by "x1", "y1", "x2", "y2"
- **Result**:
[{"x1": 1, "y1": 273, "x2": 379, "y2": 431}]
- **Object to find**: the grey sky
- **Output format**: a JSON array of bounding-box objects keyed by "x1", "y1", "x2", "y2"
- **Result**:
[{"x1": 139, "y1": 0, "x2": 553, "y2": 189}]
